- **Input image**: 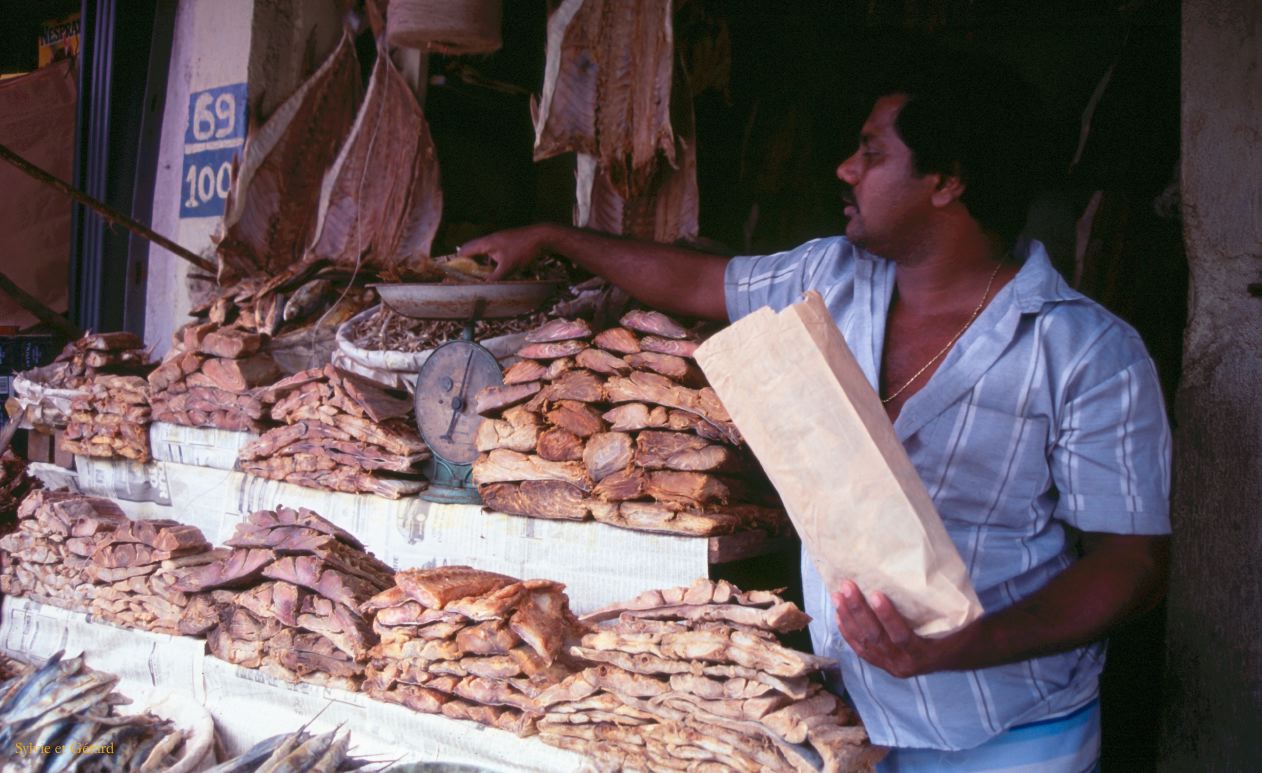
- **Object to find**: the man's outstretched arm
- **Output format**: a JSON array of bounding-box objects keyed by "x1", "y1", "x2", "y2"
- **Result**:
[
  {"x1": 460, "y1": 223, "x2": 730, "y2": 322},
  {"x1": 834, "y1": 532, "x2": 1169, "y2": 678}
]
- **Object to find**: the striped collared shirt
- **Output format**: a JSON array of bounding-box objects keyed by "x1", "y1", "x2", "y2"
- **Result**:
[{"x1": 724, "y1": 237, "x2": 1171, "y2": 751}]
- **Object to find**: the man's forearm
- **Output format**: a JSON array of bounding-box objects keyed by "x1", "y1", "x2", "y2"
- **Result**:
[
  {"x1": 533, "y1": 224, "x2": 730, "y2": 321},
  {"x1": 939, "y1": 534, "x2": 1169, "y2": 672}
]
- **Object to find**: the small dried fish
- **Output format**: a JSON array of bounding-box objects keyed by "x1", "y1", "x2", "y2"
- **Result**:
[
  {"x1": 205, "y1": 724, "x2": 369, "y2": 773},
  {"x1": 0, "y1": 652, "x2": 189, "y2": 771},
  {"x1": 346, "y1": 306, "x2": 547, "y2": 354}
]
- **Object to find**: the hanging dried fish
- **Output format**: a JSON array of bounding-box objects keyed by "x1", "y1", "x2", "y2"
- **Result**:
[
  {"x1": 576, "y1": 53, "x2": 698, "y2": 243},
  {"x1": 214, "y1": 31, "x2": 362, "y2": 284},
  {"x1": 533, "y1": 0, "x2": 676, "y2": 199},
  {"x1": 304, "y1": 42, "x2": 443, "y2": 273}
]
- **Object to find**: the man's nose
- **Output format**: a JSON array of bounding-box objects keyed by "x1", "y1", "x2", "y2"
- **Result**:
[{"x1": 837, "y1": 152, "x2": 860, "y2": 185}]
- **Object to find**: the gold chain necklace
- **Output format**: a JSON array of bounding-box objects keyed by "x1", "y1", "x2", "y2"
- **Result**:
[{"x1": 881, "y1": 261, "x2": 1003, "y2": 404}]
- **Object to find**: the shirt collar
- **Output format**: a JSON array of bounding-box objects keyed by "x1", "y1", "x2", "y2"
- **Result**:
[
  {"x1": 852, "y1": 237, "x2": 1080, "y2": 315},
  {"x1": 1009, "y1": 238, "x2": 1083, "y2": 313}
]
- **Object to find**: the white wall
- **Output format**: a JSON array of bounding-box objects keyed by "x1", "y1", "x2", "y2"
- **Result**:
[
  {"x1": 144, "y1": 0, "x2": 254, "y2": 358},
  {"x1": 144, "y1": 0, "x2": 342, "y2": 358}
]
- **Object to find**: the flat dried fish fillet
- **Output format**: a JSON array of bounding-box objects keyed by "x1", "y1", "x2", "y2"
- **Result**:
[
  {"x1": 214, "y1": 31, "x2": 361, "y2": 283},
  {"x1": 472, "y1": 449, "x2": 593, "y2": 491},
  {"x1": 456, "y1": 620, "x2": 520, "y2": 656},
  {"x1": 620, "y1": 310, "x2": 689, "y2": 340},
  {"x1": 593, "y1": 327, "x2": 641, "y2": 355},
  {"x1": 525, "y1": 318, "x2": 593, "y2": 343},
  {"x1": 605, "y1": 371, "x2": 740, "y2": 445},
  {"x1": 575, "y1": 347, "x2": 632, "y2": 376},
  {"x1": 394, "y1": 565, "x2": 518, "y2": 609},
  {"x1": 305, "y1": 41, "x2": 442, "y2": 271},
  {"x1": 534, "y1": 0, "x2": 675, "y2": 198},
  {"x1": 475, "y1": 416, "x2": 541, "y2": 454},
  {"x1": 545, "y1": 401, "x2": 606, "y2": 438},
  {"x1": 579, "y1": 627, "x2": 834, "y2": 678},
  {"x1": 575, "y1": 48, "x2": 698, "y2": 242},
  {"x1": 502, "y1": 359, "x2": 547, "y2": 385},
  {"x1": 509, "y1": 587, "x2": 572, "y2": 663},
  {"x1": 479, "y1": 480, "x2": 594, "y2": 521},
  {"x1": 536, "y1": 428, "x2": 584, "y2": 462}
]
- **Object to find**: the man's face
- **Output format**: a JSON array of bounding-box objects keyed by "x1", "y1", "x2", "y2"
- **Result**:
[{"x1": 835, "y1": 94, "x2": 941, "y2": 257}]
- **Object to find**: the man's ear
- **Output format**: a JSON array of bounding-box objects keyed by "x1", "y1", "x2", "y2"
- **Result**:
[{"x1": 930, "y1": 164, "x2": 966, "y2": 208}]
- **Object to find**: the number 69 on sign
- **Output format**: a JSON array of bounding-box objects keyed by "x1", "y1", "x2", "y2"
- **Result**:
[
  {"x1": 179, "y1": 146, "x2": 237, "y2": 218},
  {"x1": 184, "y1": 83, "x2": 247, "y2": 145}
]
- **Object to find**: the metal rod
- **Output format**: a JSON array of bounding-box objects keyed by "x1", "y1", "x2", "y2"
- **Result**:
[
  {"x1": 0, "y1": 142, "x2": 216, "y2": 274},
  {"x1": 0, "y1": 270, "x2": 83, "y2": 339}
]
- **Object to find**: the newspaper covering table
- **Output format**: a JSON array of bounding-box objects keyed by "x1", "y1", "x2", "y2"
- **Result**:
[
  {"x1": 33, "y1": 451, "x2": 729, "y2": 615},
  {"x1": 0, "y1": 597, "x2": 589, "y2": 771}
]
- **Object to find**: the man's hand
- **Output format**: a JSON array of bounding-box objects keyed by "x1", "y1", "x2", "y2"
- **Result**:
[
  {"x1": 459, "y1": 225, "x2": 549, "y2": 281},
  {"x1": 835, "y1": 533, "x2": 1168, "y2": 679},
  {"x1": 833, "y1": 581, "x2": 973, "y2": 678},
  {"x1": 457, "y1": 223, "x2": 730, "y2": 320}
]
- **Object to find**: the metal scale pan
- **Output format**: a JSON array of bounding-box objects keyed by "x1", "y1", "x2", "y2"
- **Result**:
[{"x1": 370, "y1": 281, "x2": 560, "y2": 504}]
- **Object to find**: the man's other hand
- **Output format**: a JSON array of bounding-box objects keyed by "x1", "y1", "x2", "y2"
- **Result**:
[
  {"x1": 833, "y1": 533, "x2": 1168, "y2": 679},
  {"x1": 833, "y1": 580, "x2": 974, "y2": 678}
]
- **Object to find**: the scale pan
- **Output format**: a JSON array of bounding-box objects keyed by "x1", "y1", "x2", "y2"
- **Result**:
[{"x1": 371, "y1": 281, "x2": 561, "y2": 320}]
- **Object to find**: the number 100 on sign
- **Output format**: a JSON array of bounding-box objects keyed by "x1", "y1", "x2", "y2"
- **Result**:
[{"x1": 179, "y1": 146, "x2": 237, "y2": 218}]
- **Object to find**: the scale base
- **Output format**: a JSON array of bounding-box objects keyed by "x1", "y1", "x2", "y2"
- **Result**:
[{"x1": 419, "y1": 455, "x2": 482, "y2": 505}]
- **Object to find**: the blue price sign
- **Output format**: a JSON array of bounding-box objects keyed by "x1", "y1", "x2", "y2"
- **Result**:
[
  {"x1": 184, "y1": 83, "x2": 248, "y2": 145},
  {"x1": 180, "y1": 82, "x2": 247, "y2": 219},
  {"x1": 179, "y1": 146, "x2": 237, "y2": 218}
]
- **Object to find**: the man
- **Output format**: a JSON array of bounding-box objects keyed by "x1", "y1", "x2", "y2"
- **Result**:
[{"x1": 462, "y1": 50, "x2": 1170, "y2": 770}]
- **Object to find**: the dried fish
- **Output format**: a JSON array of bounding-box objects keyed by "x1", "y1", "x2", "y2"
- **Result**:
[
  {"x1": 304, "y1": 39, "x2": 442, "y2": 272},
  {"x1": 204, "y1": 726, "x2": 367, "y2": 773},
  {"x1": 534, "y1": 0, "x2": 676, "y2": 198},
  {"x1": 215, "y1": 32, "x2": 362, "y2": 283},
  {"x1": 0, "y1": 652, "x2": 190, "y2": 771}
]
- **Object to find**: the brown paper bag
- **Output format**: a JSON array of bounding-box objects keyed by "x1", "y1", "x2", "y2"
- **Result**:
[{"x1": 695, "y1": 291, "x2": 983, "y2": 636}]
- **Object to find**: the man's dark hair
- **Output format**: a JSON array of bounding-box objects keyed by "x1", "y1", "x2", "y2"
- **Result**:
[{"x1": 872, "y1": 42, "x2": 1052, "y2": 244}]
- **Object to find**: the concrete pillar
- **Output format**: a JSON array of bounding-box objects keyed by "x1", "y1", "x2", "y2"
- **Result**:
[
  {"x1": 143, "y1": 0, "x2": 341, "y2": 358},
  {"x1": 1158, "y1": 1, "x2": 1262, "y2": 769}
]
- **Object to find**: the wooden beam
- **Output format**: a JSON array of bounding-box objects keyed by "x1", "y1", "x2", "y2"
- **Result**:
[
  {"x1": 0, "y1": 270, "x2": 82, "y2": 339},
  {"x1": 0, "y1": 142, "x2": 216, "y2": 274}
]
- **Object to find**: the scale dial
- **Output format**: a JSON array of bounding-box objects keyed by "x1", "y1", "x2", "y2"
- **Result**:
[{"x1": 414, "y1": 340, "x2": 503, "y2": 466}]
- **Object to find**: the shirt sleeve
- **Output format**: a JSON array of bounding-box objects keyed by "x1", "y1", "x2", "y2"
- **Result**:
[
  {"x1": 724, "y1": 238, "x2": 843, "y2": 322},
  {"x1": 1051, "y1": 350, "x2": 1172, "y2": 535}
]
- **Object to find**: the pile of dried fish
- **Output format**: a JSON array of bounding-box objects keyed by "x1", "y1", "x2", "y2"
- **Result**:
[
  {"x1": 0, "y1": 491, "x2": 128, "y2": 612},
  {"x1": 0, "y1": 651, "x2": 190, "y2": 772},
  {"x1": 61, "y1": 374, "x2": 153, "y2": 462},
  {"x1": 537, "y1": 578, "x2": 886, "y2": 772},
  {"x1": 0, "y1": 451, "x2": 37, "y2": 526},
  {"x1": 361, "y1": 565, "x2": 583, "y2": 736},
  {"x1": 206, "y1": 725, "x2": 370, "y2": 773},
  {"x1": 175, "y1": 506, "x2": 395, "y2": 691},
  {"x1": 148, "y1": 322, "x2": 282, "y2": 433},
  {"x1": 471, "y1": 310, "x2": 788, "y2": 536},
  {"x1": 0, "y1": 490, "x2": 221, "y2": 635},
  {"x1": 86, "y1": 521, "x2": 220, "y2": 636},
  {"x1": 36, "y1": 332, "x2": 152, "y2": 391},
  {"x1": 238, "y1": 366, "x2": 428, "y2": 499}
]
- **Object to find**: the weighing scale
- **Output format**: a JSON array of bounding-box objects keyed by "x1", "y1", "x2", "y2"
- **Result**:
[{"x1": 372, "y1": 281, "x2": 560, "y2": 504}]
